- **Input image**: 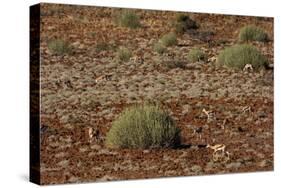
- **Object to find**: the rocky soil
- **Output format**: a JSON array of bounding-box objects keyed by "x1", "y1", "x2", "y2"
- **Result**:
[{"x1": 39, "y1": 4, "x2": 273, "y2": 185}]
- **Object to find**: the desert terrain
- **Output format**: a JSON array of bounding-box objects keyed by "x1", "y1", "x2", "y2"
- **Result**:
[{"x1": 38, "y1": 4, "x2": 273, "y2": 184}]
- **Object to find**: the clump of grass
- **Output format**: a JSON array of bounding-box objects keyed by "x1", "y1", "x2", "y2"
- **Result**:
[
  {"x1": 47, "y1": 39, "x2": 72, "y2": 55},
  {"x1": 105, "y1": 104, "x2": 181, "y2": 149},
  {"x1": 115, "y1": 10, "x2": 141, "y2": 29},
  {"x1": 174, "y1": 14, "x2": 198, "y2": 34},
  {"x1": 239, "y1": 25, "x2": 268, "y2": 42},
  {"x1": 217, "y1": 44, "x2": 268, "y2": 70},
  {"x1": 160, "y1": 32, "x2": 177, "y2": 47},
  {"x1": 154, "y1": 42, "x2": 166, "y2": 54},
  {"x1": 187, "y1": 48, "x2": 207, "y2": 63},
  {"x1": 117, "y1": 47, "x2": 132, "y2": 62}
]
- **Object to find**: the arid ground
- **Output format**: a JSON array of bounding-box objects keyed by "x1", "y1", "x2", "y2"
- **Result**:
[{"x1": 38, "y1": 4, "x2": 273, "y2": 185}]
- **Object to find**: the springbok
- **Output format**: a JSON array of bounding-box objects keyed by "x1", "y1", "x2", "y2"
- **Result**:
[
  {"x1": 207, "y1": 144, "x2": 226, "y2": 154},
  {"x1": 242, "y1": 106, "x2": 251, "y2": 113},
  {"x1": 243, "y1": 64, "x2": 253, "y2": 71},
  {"x1": 207, "y1": 144, "x2": 230, "y2": 161},
  {"x1": 202, "y1": 108, "x2": 215, "y2": 122}
]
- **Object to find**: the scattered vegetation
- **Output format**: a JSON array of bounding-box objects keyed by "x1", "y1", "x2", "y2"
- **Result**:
[
  {"x1": 154, "y1": 42, "x2": 166, "y2": 54},
  {"x1": 217, "y1": 44, "x2": 268, "y2": 70},
  {"x1": 117, "y1": 47, "x2": 132, "y2": 62},
  {"x1": 115, "y1": 10, "x2": 141, "y2": 29},
  {"x1": 47, "y1": 39, "x2": 72, "y2": 55},
  {"x1": 105, "y1": 104, "x2": 181, "y2": 149},
  {"x1": 187, "y1": 48, "x2": 207, "y2": 63},
  {"x1": 160, "y1": 33, "x2": 177, "y2": 47},
  {"x1": 174, "y1": 14, "x2": 198, "y2": 34},
  {"x1": 239, "y1": 25, "x2": 268, "y2": 42}
]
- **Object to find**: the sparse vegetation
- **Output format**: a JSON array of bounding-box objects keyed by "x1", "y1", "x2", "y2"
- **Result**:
[
  {"x1": 218, "y1": 44, "x2": 268, "y2": 70},
  {"x1": 116, "y1": 10, "x2": 141, "y2": 29},
  {"x1": 39, "y1": 4, "x2": 274, "y2": 184},
  {"x1": 105, "y1": 104, "x2": 181, "y2": 149},
  {"x1": 160, "y1": 33, "x2": 177, "y2": 47},
  {"x1": 187, "y1": 48, "x2": 207, "y2": 63},
  {"x1": 117, "y1": 47, "x2": 132, "y2": 62},
  {"x1": 174, "y1": 14, "x2": 198, "y2": 34},
  {"x1": 239, "y1": 25, "x2": 268, "y2": 42},
  {"x1": 47, "y1": 39, "x2": 72, "y2": 55}
]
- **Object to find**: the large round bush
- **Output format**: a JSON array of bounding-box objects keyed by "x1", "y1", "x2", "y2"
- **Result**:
[
  {"x1": 217, "y1": 44, "x2": 268, "y2": 70},
  {"x1": 105, "y1": 104, "x2": 181, "y2": 149}
]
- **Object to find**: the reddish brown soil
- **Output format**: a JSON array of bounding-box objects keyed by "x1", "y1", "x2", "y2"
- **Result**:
[{"x1": 39, "y1": 3, "x2": 273, "y2": 185}]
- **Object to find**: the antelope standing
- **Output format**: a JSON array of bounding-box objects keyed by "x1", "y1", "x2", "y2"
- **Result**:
[
  {"x1": 242, "y1": 106, "x2": 251, "y2": 113},
  {"x1": 202, "y1": 108, "x2": 215, "y2": 122},
  {"x1": 207, "y1": 144, "x2": 226, "y2": 154}
]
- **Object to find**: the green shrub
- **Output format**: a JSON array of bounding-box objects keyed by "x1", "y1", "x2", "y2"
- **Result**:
[
  {"x1": 116, "y1": 10, "x2": 141, "y2": 29},
  {"x1": 239, "y1": 25, "x2": 268, "y2": 42},
  {"x1": 117, "y1": 47, "x2": 132, "y2": 62},
  {"x1": 105, "y1": 104, "x2": 181, "y2": 149},
  {"x1": 187, "y1": 48, "x2": 207, "y2": 63},
  {"x1": 47, "y1": 39, "x2": 72, "y2": 55},
  {"x1": 217, "y1": 44, "x2": 268, "y2": 70},
  {"x1": 174, "y1": 14, "x2": 198, "y2": 34},
  {"x1": 154, "y1": 42, "x2": 166, "y2": 54},
  {"x1": 160, "y1": 33, "x2": 177, "y2": 47}
]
